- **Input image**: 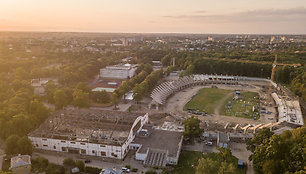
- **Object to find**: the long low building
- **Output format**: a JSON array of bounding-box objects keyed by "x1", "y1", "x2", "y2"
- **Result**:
[
  {"x1": 100, "y1": 63, "x2": 137, "y2": 79},
  {"x1": 29, "y1": 109, "x2": 148, "y2": 160}
]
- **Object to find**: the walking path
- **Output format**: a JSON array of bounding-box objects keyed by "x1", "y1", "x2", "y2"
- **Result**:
[{"x1": 214, "y1": 92, "x2": 234, "y2": 116}]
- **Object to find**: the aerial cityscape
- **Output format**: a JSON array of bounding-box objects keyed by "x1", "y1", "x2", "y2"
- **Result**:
[{"x1": 0, "y1": 1, "x2": 305, "y2": 174}]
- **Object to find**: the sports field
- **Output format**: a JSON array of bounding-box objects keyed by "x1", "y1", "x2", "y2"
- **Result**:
[
  {"x1": 221, "y1": 91, "x2": 260, "y2": 119},
  {"x1": 184, "y1": 88, "x2": 232, "y2": 114}
]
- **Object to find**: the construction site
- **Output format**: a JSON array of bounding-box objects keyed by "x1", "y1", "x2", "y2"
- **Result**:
[
  {"x1": 29, "y1": 109, "x2": 149, "y2": 160},
  {"x1": 146, "y1": 73, "x2": 304, "y2": 139}
]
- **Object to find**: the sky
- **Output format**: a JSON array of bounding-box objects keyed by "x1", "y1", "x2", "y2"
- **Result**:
[{"x1": 0, "y1": 0, "x2": 306, "y2": 34}]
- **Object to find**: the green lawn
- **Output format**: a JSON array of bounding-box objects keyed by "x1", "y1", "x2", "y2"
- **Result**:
[
  {"x1": 170, "y1": 151, "x2": 246, "y2": 174},
  {"x1": 221, "y1": 91, "x2": 260, "y2": 119},
  {"x1": 170, "y1": 151, "x2": 204, "y2": 174},
  {"x1": 184, "y1": 88, "x2": 232, "y2": 114}
]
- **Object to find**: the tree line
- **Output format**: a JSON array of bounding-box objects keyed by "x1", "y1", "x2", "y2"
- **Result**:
[
  {"x1": 133, "y1": 69, "x2": 164, "y2": 102},
  {"x1": 274, "y1": 65, "x2": 306, "y2": 101},
  {"x1": 113, "y1": 63, "x2": 153, "y2": 100},
  {"x1": 247, "y1": 127, "x2": 305, "y2": 174}
]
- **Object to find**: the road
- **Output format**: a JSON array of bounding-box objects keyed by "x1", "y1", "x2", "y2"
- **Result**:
[
  {"x1": 0, "y1": 149, "x2": 4, "y2": 170},
  {"x1": 32, "y1": 150, "x2": 149, "y2": 173}
]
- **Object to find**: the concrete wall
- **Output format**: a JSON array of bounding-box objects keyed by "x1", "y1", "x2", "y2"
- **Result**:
[
  {"x1": 135, "y1": 146, "x2": 147, "y2": 161},
  {"x1": 29, "y1": 137, "x2": 123, "y2": 159}
]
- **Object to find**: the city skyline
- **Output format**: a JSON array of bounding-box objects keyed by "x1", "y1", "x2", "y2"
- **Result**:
[{"x1": 0, "y1": 0, "x2": 306, "y2": 34}]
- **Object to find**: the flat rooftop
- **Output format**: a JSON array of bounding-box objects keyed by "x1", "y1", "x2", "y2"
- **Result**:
[
  {"x1": 134, "y1": 126, "x2": 182, "y2": 157},
  {"x1": 29, "y1": 109, "x2": 145, "y2": 146}
]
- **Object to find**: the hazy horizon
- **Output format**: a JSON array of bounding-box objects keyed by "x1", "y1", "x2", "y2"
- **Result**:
[{"x1": 1, "y1": 0, "x2": 306, "y2": 34}]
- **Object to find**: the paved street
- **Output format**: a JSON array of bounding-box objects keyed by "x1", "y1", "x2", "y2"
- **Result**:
[
  {"x1": 0, "y1": 149, "x2": 4, "y2": 170},
  {"x1": 33, "y1": 150, "x2": 152, "y2": 173}
]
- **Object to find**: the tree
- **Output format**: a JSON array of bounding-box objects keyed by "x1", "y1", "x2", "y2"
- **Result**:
[
  {"x1": 63, "y1": 158, "x2": 76, "y2": 167},
  {"x1": 29, "y1": 99, "x2": 49, "y2": 123},
  {"x1": 246, "y1": 128, "x2": 274, "y2": 152},
  {"x1": 112, "y1": 93, "x2": 119, "y2": 109},
  {"x1": 196, "y1": 148, "x2": 238, "y2": 174},
  {"x1": 75, "y1": 160, "x2": 85, "y2": 172},
  {"x1": 54, "y1": 89, "x2": 69, "y2": 110},
  {"x1": 5, "y1": 135, "x2": 20, "y2": 155},
  {"x1": 75, "y1": 82, "x2": 91, "y2": 93},
  {"x1": 45, "y1": 81, "x2": 57, "y2": 103},
  {"x1": 91, "y1": 90, "x2": 110, "y2": 104},
  {"x1": 182, "y1": 116, "x2": 203, "y2": 141},
  {"x1": 133, "y1": 84, "x2": 144, "y2": 103},
  {"x1": 218, "y1": 162, "x2": 235, "y2": 174},
  {"x1": 5, "y1": 135, "x2": 33, "y2": 155},
  {"x1": 143, "y1": 63, "x2": 153, "y2": 74},
  {"x1": 196, "y1": 158, "x2": 219, "y2": 174},
  {"x1": 17, "y1": 136, "x2": 33, "y2": 155},
  {"x1": 247, "y1": 126, "x2": 306, "y2": 174},
  {"x1": 185, "y1": 64, "x2": 195, "y2": 75},
  {"x1": 73, "y1": 89, "x2": 90, "y2": 108},
  {"x1": 45, "y1": 163, "x2": 65, "y2": 174},
  {"x1": 32, "y1": 156, "x2": 49, "y2": 172}
]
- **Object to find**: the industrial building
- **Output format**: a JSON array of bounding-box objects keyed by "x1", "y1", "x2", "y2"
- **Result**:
[
  {"x1": 29, "y1": 109, "x2": 149, "y2": 160},
  {"x1": 100, "y1": 63, "x2": 137, "y2": 79},
  {"x1": 28, "y1": 109, "x2": 183, "y2": 166}
]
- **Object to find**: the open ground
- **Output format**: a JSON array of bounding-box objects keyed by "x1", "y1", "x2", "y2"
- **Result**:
[{"x1": 163, "y1": 82, "x2": 276, "y2": 127}]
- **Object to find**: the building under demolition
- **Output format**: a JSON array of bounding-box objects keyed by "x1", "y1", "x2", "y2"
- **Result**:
[
  {"x1": 271, "y1": 93, "x2": 304, "y2": 126},
  {"x1": 29, "y1": 109, "x2": 148, "y2": 160},
  {"x1": 28, "y1": 109, "x2": 183, "y2": 166}
]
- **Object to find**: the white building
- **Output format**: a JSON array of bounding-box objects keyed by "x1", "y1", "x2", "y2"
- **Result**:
[
  {"x1": 29, "y1": 109, "x2": 148, "y2": 160},
  {"x1": 100, "y1": 64, "x2": 137, "y2": 79}
]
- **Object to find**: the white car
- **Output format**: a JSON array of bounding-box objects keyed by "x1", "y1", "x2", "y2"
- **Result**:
[
  {"x1": 122, "y1": 167, "x2": 130, "y2": 173},
  {"x1": 205, "y1": 141, "x2": 213, "y2": 146}
]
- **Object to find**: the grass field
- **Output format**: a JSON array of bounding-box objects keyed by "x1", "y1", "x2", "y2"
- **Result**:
[
  {"x1": 184, "y1": 88, "x2": 232, "y2": 114},
  {"x1": 221, "y1": 91, "x2": 260, "y2": 119},
  {"x1": 170, "y1": 151, "x2": 246, "y2": 174},
  {"x1": 170, "y1": 151, "x2": 204, "y2": 174}
]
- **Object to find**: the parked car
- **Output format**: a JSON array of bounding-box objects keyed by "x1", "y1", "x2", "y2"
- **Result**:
[
  {"x1": 122, "y1": 167, "x2": 130, "y2": 173},
  {"x1": 205, "y1": 141, "x2": 213, "y2": 146},
  {"x1": 84, "y1": 159, "x2": 91, "y2": 163}
]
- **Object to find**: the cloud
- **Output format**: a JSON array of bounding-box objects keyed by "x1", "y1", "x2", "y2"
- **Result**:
[
  {"x1": 162, "y1": 7, "x2": 306, "y2": 23},
  {"x1": 194, "y1": 10, "x2": 207, "y2": 14},
  {"x1": 239, "y1": 7, "x2": 306, "y2": 16}
]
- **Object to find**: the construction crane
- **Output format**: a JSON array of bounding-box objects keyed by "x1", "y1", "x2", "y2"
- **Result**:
[
  {"x1": 271, "y1": 55, "x2": 278, "y2": 82},
  {"x1": 268, "y1": 54, "x2": 301, "y2": 106}
]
